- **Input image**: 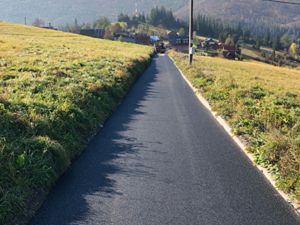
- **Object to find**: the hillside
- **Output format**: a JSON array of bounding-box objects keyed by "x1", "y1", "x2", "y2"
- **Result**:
[
  {"x1": 0, "y1": 0, "x2": 184, "y2": 25},
  {"x1": 1, "y1": 0, "x2": 300, "y2": 27},
  {"x1": 0, "y1": 22, "x2": 152, "y2": 224},
  {"x1": 176, "y1": 0, "x2": 300, "y2": 27}
]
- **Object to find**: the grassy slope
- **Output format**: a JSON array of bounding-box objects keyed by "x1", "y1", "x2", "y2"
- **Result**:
[
  {"x1": 0, "y1": 22, "x2": 152, "y2": 224},
  {"x1": 241, "y1": 47, "x2": 265, "y2": 61},
  {"x1": 170, "y1": 51, "x2": 300, "y2": 200}
]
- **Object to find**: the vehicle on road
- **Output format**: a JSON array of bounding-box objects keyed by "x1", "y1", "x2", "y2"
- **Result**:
[{"x1": 154, "y1": 42, "x2": 166, "y2": 54}]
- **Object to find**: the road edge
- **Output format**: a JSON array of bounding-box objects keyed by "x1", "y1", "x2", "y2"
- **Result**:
[
  {"x1": 168, "y1": 55, "x2": 300, "y2": 216},
  {"x1": 23, "y1": 56, "x2": 155, "y2": 225}
]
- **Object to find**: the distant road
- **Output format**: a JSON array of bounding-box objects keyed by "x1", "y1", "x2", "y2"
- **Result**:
[{"x1": 30, "y1": 55, "x2": 300, "y2": 225}]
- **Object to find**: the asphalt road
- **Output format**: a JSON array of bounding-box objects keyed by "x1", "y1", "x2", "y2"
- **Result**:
[{"x1": 30, "y1": 55, "x2": 300, "y2": 225}]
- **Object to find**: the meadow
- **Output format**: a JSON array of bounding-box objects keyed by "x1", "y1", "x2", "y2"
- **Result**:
[
  {"x1": 170, "y1": 51, "x2": 300, "y2": 201},
  {"x1": 0, "y1": 22, "x2": 152, "y2": 224}
]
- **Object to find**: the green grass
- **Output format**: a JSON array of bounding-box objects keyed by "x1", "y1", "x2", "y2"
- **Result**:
[
  {"x1": 170, "y1": 51, "x2": 300, "y2": 201},
  {"x1": 0, "y1": 22, "x2": 153, "y2": 224}
]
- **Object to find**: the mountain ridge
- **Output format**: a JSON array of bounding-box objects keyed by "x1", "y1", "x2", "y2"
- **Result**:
[
  {"x1": 176, "y1": 0, "x2": 300, "y2": 27},
  {"x1": 0, "y1": 0, "x2": 299, "y2": 27}
]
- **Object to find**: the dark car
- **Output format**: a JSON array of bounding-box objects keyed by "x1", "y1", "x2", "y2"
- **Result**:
[{"x1": 155, "y1": 43, "x2": 166, "y2": 54}]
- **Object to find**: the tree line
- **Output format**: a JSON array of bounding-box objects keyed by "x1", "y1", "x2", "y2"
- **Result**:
[
  {"x1": 33, "y1": 6, "x2": 299, "y2": 52},
  {"x1": 116, "y1": 7, "x2": 299, "y2": 51},
  {"x1": 193, "y1": 14, "x2": 299, "y2": 51},
  {"x1": 118, "y1": 6, "x2": 185, "y2": 30}
]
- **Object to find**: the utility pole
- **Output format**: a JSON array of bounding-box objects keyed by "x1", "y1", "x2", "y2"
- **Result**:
[
  {"x1": 24, "y1": 16, "x2": 27, "y2": 25},
  {"x1": 189, "y1": 0, "x2": 194, "y2": 65}
]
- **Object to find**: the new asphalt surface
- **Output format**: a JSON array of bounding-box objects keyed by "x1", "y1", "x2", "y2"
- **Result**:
[{"x1": 30, "y1": 55, "x2": 300, "y2": 225}]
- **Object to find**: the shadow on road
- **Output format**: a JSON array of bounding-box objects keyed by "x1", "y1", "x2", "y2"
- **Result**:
[{"x1": 30, "y1": 57, "x2": 161, "y2": 225}]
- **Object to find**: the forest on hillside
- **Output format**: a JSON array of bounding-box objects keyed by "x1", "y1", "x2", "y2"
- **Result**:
[
  {"x1": 63, "y1": 6, "x2": 300, "y2": 52},
  {"x1": 1, "y1": 0, "x2": 300, "y2": 28}
]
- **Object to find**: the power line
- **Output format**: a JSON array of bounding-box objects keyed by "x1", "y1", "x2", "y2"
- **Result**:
[{"x1": 262, "y1": 0, "x2": 300, "y2": 5}]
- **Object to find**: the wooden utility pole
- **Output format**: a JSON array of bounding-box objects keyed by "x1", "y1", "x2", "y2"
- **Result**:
[{"x1": 189, "y1": 0, "x2": 194, "y2": 65}]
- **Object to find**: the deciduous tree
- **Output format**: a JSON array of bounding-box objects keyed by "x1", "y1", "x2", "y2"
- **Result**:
[
  {"x1": 289, "y1": 43, "x2": 298, "y2": 58},
  {"x1": 104, "y1": 29, "x2": 113, "y2": 40},
  {"x1": 32, "y1": 18, "x2": 45, "y2": 27},
  {"x1": 111, "y1": 23, "x2": 122, "y2": 34},
  {"x1": 94, "y1": 17, "x2": 110, "y2": 29},
  {"x1": 178, "y1": 28, "x2": 185, "y2": 36},
  {"x1": 225, "y1": 35, "x2": 235, "y2": 47}
]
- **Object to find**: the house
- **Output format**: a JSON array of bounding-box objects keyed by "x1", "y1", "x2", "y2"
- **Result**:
[
  {"x1": 201, "y1": 38, "x2": 219, "y2": 50},
  {"x1": 42, "y1": 26, "x2": 57, "y2": 31},
  {"x1": 150, "y1": 36, "x2": 160, "y2": 44},
  {"x1": 114, "y1": 32, "x2": 136, "y2": 43},
  {"x1": 80, "y1": 29, "x2": 105, "y2": 39},
  {"x1": 42, "y1": 23, "x2": 57, "y2": 30},
  {"x1": 167, "y1": 31, "x2": 188, "y2": 46},
  {"x1": 169, "y1": 36, "x2": 189, "y2": 46},
  {"x1": 221, "y1": 45, "x2": 241, "y2": 59},
  {"x1": 135, "y1": 33, "x2": 151, "y2": 45},
  {"x1": 167, "y1": 31, "x2": 178, "y2": 40},
  {"x1": 170, "y1": 37, "x2": 189, "y2": 46}
]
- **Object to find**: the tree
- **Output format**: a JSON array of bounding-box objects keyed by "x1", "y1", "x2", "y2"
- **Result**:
[
  {"x1": 136, "y1": 24, "x2": 149, "y2": 35},
  {"x1": 111, "y1": 23, "x2": 122, "y2": 34},
  {"x1": 242, "y1": 30, "x2": 251, "y2": 43},
  {"x1": 280, "y1": 33, "x2": 292, "y2": 50},
  {"x1": 232, "y1": 34, "x2": 239, "y2": 45},
  {"x1": 118, "y1": 22, "x2": 128, "y2": 30},
  {"x1": 82, "y1": 23, "x2": 92, "y2": 29},
  {"x1": 255, "y1": 37, "x2": 261, "y2": 50},
  {"x1": 225, "y1": 35, "x2": 235, "y2": 46},
  {"x1": 289, "y1": 43, "x2": 298, "y2": 58},
  {"x1": 272, "y1": 33, "x2": 281, "y2": 51},
  {"x1": 118, "y1": 13, "x2": 130, "y2": 24},
  {"x1": 264, "y1": 31, "x2": 271, "y2": 46},
  {"x1": 69, "y1": 18, "x2": 80, "y2": 33},
  {"x1": 32, "y1": 18, "x2": 45, "y2": 27},
  {"x1": 178, "y1": 28, "x2": 185, "y2": 37},
  {"x1": 193, "y1": 31, "x2": 197, "y2": 40},
  {"x1": 94, "y1": 17, "x2": 110, "y2": 29},
  {"x1": 272, "y1": 49, "x2": 276, "y2": 62},
  {"x1": 148, "y1": 6, "x2": 182, "y2": 29},
  {"x1": 136, "y1": 33, "x2": 150, "y2": 44},
  {"x1": 218, "y1": 32, "x2": 227, "y2": 42},
  {"x1": 104, "y1": 29, "x2": 113, "y2": 40}
]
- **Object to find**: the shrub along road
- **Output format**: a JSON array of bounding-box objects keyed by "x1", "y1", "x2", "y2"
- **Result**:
[{"x1": 30, "y1": 55, "x2": 299, "y2": 225}]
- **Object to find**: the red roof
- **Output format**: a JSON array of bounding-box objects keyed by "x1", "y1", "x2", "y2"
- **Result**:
[{"x1": 223, "y1": 45, "x2": 236, "y2": 52}]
